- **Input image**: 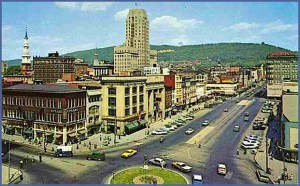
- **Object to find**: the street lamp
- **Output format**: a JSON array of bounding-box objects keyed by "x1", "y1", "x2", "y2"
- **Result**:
[
  {"x1": 43, "y1": 127, "x2": 47, "y2": 153},
  {"x1": 114, "y1": 116, "x2": 117, "y2": 145},
  {"x1": 265, "y1": 135, "x2": 270, "y2": 174}
]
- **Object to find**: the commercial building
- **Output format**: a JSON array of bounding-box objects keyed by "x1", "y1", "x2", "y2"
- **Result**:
[
  {"x1": 2, "y1": 84, "x2": 86, "y2": 144},
  {"x1": 33, "y1": 52, "x2": 76, "y2": 84},
  {"x1": 143, "y1": 66, "x2": 160, "y2": 75},
  {"x1": 100, "y1": 76, "x2": 148, "y2": 136},
  {"x1": 266, "y1": 52, "x2": 298, "y2": 98},
  {"x1": 206, "y1": 83, "x2": 238, "y2": 96},
  {"x1": 93, "y1": 51, "x2": 114, "y2": 78},
  {"x1": 114, "y1": 9, "x2": 157, "y2": 75},
  {"x1": 164, "y1": 74, "x2": 175, "y2": 117},
  {"x1": 280, "y1": 93, "x2": 298, "y2": 162}
]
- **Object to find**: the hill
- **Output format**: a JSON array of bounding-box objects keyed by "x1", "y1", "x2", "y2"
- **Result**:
[
  {"x1": 63, "y1": 43, "x2": 291, "y2": 66},
  {"x1": 6, "y1": 43, "x2": 293, "y2": 67},
  {"x1": 4, "y1": 59, "x2": 22, "y2": 66}
]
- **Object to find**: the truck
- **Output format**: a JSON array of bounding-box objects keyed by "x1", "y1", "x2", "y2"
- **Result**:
[{"x1": 54, "y1": 146, "x2": 73, "y2": 157}]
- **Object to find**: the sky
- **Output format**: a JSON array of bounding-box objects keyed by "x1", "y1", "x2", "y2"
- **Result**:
[{"x1": 2, "y1": 2, "x2": 298, "y2": 60}]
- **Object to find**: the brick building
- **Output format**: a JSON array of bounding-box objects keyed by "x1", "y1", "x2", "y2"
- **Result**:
[{"x1": 2, "y1": 84, "x2": 86, "y2": 144}]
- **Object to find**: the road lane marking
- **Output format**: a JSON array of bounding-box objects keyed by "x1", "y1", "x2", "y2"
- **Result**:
[{"x1": 186, "y1": 126, "x2": 215, "y2": 144}]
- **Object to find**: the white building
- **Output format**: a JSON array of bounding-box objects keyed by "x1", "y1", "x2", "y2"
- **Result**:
[
  {"x1": 206, "y1": 83, "x2": 238, "y2": 96},
  {"x1": 143, "y1": 66, "x2": 160, "y2": 75}
]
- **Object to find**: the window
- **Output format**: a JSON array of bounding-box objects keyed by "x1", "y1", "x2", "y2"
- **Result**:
[
  {"x1": 125, "y1": 97, "x2": 130, "y2": 106},
  {"x1": 108, "y1": 88, "x2": 116, "y2": 95},
  {"x1": 132, "y1": 107, "x2": 137, "y2": 114},
  {"x1": 108, "y1": 109, "x2": 116, "y2": 116},
  {"x1": 132, "y1": 87, "x2": 137, "y2": 94},
  {"x1": 132, "y1": 96, "x2": 137, "y2": 105},
  {"x1": 125, "y1": 87, "x2": 130, "y2": 95},
  {"x1": 108, "y1": 97, "x2": 116, "y2": 107},
  {"x1": 139, "y1": 105, "x2": 143, "y2": 112},
  {"x1": 139, "y1": 95, "x2": 144, "y2": 103},
  {"x1": 125, "y1": 108, "x2": 130, "y2": 116},
  {"x1": 139, "y1": 86, "x2": 144, "y2": 93}
]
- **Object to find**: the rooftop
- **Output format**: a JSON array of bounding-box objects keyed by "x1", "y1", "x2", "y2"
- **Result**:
[{"x1": 3, "y1": 84, "x2": 85, "y2": 93}]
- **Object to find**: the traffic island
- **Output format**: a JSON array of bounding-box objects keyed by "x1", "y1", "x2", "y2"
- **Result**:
[{"x1": 109, "y1": 167, "x2": 188, "y2": 184}]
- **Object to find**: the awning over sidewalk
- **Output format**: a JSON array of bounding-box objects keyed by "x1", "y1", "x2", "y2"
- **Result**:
[
  {"x1": 125, "y1": 122, "x2": 139, "y2": 134},
  {"x1": 138, "y1": 120, "x2": 148, "y2": 126},
  {"x1": 23, "y1": 128, "x2": 33, "y2": 135}
]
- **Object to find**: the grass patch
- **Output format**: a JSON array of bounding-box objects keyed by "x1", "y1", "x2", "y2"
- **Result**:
[{"x1": 110, "y1": 167, "x2": 187, "y2": 184}]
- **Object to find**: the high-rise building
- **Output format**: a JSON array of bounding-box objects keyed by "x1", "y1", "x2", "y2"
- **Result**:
[
  {"x1": 21, "y1": 28, "x2": 32, "y2": 75},
  {"x1": 114, "y1": 9, "x2": 157, "y2": 75}
]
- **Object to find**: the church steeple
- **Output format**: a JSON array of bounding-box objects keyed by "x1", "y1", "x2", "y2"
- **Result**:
[
  {"x1": 21, "y1": 27, "x2": 31, "y2": 75},
  {"x1": 93, "y1": 47, "x2": 99, "y2": 66},
  {"x1": 24, "y1": 28, "x2": 28, "y2": 39}
]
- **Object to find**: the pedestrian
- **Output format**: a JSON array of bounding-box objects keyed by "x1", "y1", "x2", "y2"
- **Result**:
[
  {"x1": 289, "y1": 174, "x2": 293, "y2": 181},
  {"x1": 112, "y1": 170, "x2": 115, "y2": 179},
  {"x1": 160, "y1": 161, "x2": 164, "y2": 169},
  {"x1": 19, "y1": 170, "x2": 23, "y2": 181},
  {"x1": 39, "y1": 153, "x2": 42, "y2": 162},
  {"x1": 99, "y1": 135, "x2": 102, "y2": 141},
  {"x1": 20, "y1": 159, "x2": 23, "y2": 169},
  {"x1": 198, "y1": 143, "x2": 201, "y2": 148},
  {"x1": 236, "y1": 149, "x2": 239, "y2": 155},
  {"x1": 77, "y1": 143, "x2": 79, "y2": 149}
]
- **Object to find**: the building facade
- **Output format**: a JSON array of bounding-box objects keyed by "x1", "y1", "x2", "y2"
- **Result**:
[
  {"x1": 21, "y1": 29, "x2": 32, "y2": 75},
  {"x1": 2, "y1": 84, "x2": 86, "y2": 144},
  {"x1": 114, "y1": 9, "x2": 157, "y2": 75},
  {"x1": 101, "y1": 76, "x2": 148, "y2": 136},
  {"x1": 2, "y1": 61, "x2": 8, "y2": 74}
]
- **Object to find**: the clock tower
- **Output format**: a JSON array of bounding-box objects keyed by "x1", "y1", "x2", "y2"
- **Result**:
[{"x1": 21, "y1": 28, "x2": 32, "y2": 75}]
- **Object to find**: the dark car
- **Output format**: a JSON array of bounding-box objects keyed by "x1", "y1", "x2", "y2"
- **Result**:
[{"x1": 87, "y1": 152, "x2": 105, "y2": 161}]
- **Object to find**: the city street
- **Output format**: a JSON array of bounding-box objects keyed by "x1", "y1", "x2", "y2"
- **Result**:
[{"x1": 3, "y1": 85, "x2": 269, "y2": 184}]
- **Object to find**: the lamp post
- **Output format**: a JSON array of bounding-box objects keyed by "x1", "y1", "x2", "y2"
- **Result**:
[
  {"x1": 266, "y1": 135, "x2": 270, "y2": 174},
  {"x1": 114, "y1": 116, "x2": 117, "y2": 145}
]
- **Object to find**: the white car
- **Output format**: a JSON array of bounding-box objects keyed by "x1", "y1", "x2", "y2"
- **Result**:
[
  {"x1": 245, "y1": 135, "x2": 262, "y2": 141},
  {"x1": 184, "y1": 116, "x2": 194, "y2": 120},
  {"x1": 241, "y1": 141, "x2": 259, "y2": 149},
  {"x1": 243, "y1": 139, "x2": 260, "y2": 146},
  {"x1": 151, "y1": 130, "x2": 167, "y2": 135},
  {"x1": 171, "y1": 125, "x2": 178, "y2": 129},
  {"x1": 185, "y1": 128, "x2": 194, "y2": 135},
  {"x1": 179, "y1": 117, "x2": 187, "y2": 122},
  {"x1": 149, "y1": 157, "x2": 167, "y2": 167},
  {"x1": 217, "y1": 163, "x2": 227, "y2": 175},
  {"x1": 163, "y1": 125, "x2": 175, "y2": 131},
  {"x1": 202, "y1": 120, "x2": 210, "y2": 126}
]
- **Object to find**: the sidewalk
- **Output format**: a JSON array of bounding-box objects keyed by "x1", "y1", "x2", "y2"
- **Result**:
[
  {"x1": 2, "y1": 102, "x2": 210, "y2": 155},
  {"x1": 1, "y1": 165, "x2": 22, "y2": 184},
  {"x1": 254, "y1": 115, "x2": 298, "y2": 184}
]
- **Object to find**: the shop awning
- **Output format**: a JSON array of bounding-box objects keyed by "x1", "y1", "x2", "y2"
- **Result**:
[
  {"x1": 125, "y1": 122, "x2": 139, "y2": 133},
  {"x1": 139, "y1": 120, "x2": 148, "y2": 126},
  {"x1": 68, "y1": 133, "x2": 77, "y2": 137}
]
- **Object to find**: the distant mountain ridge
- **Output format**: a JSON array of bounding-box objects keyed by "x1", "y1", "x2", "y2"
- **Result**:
[{"x1": 5, "y1": 43, "x2": 293, "y2": 67}]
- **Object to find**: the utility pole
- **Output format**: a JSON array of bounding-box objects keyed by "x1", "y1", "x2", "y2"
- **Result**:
[
  {"x1": 266, "y1": 135, "x2": 270, "y2": 174},
  {"x1": 114, "y1": 116, "x2": 117, "y2": 145}
]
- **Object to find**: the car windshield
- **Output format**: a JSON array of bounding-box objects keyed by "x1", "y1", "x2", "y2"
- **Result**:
[
  {"x1": 180, "y1": 163, "x2": 186, "y2": 166},
  {"x1": 126, "y1": 150, "x2": 132, "y2": 153}
]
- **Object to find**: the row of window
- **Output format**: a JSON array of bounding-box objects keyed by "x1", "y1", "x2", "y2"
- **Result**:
[
  {"x1": 3, "y1": 109, "x2": 86, "y2": 123},
  {"x1": 89, "y1": 96, "x2": 100, "y2": 103},
  {"x1": 3, "y1": 97, "x2": 63, "y2": 108},
  {"x1": 108, "y1": 105, "x2": 144, "y2": 117}
]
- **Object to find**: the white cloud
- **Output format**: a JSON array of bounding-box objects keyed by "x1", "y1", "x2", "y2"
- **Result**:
[
  {"x1": 114, "y1": 9, "x2": 130, "y2": 21},
  {"x1": 54, "y1": 2, "x2": 115, "y2": 12},
  {"x1": 151, "y1": 16, "x2": 202, "y2": 31},
  {"x1": 227, "y1": 22, "x2": 260, "y2": 31},
  {"x1": 261, "y1": 20, "x2": 298, "y2": 33},
  {"x1": 2, "y1": 25, "x2": 12, "y2": 34}
]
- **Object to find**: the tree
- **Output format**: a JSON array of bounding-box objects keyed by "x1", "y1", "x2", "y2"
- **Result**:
[{"x1": 4, "y1": 65, "x2": 21, "y2": 75}]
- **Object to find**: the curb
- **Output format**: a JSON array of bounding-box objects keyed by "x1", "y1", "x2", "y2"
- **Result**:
[{"x1": 106, "y1": 166, "x2": 190, "y2": 184}]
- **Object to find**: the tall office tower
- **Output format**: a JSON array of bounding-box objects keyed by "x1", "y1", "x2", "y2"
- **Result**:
[{"x1": 114, "y1": 9, "x2": 157, "y2": 75}]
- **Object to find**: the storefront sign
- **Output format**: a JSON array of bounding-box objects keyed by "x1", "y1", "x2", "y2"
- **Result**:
[
  {"x1": 51, "y1": 109, "x2": 63, "y2": 113},
  {"x1": 67, "y1": 108, "x2": 78, "y2": 113}
]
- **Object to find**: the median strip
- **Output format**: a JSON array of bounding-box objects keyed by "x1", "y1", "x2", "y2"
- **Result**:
[{"x1": 186, "y1": 126, "x2": 215, "y2": 144}]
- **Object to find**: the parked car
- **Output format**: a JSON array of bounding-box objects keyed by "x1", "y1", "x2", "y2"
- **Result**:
[
  {"x1": 179, "y1": 117, "x2": 187, "y2": 122},
  {"x1": 243, "y1": 139, "x2": 260, "y2": 146},
  {"x1": 244, "y1": 116, "x2": 249, "y2": 121},
  {"x1": 202, "y1": 120, "x2": 210, "y2": 126},
  {"x1": 240, "y1": 142, "x2": 259, "y2": 149},
  {"x1": 245, "y1": 135, "x2": 263, "y2": 141},
  {"x1": 172, "y1": 162, "x2": 192, "y2": 173},
  {"x1": 87, "y1": 152, "x2": 105, "y2": 161},
  {"x1": 217, "y1": 163, "x2": 227, "y2": 175},
  {"x1": 148, "y1": 157, "x2": 167, "y2": 167},
  {"x1": 223, "y1": 108, "x2": 229, "y2": 112},
  {"x1": 152, "y1": 130, "x2": 167, "y2": 135},
  {"x1": 233, "y1": 125, "x2": 240, "y2": 132},
  {"x1": 192, "y1": 175, "x2": 203, "y2": 185},
  {"x1": 177, "y1": 119, "x2": 187, "y2": 123},
  {"x1": 261, "y1": 109, "x2": 271, "y2": 113},
  {"x1": 185, "y1": 128, "x2": 195, "y2": 135},
  {"x1": 186, "y1": 114, "x2": 195, "y2": 119},
  {"x1": 175, "y1": 121, "x2": 184, "y2": 127},
  {"x1": 121, "y1": 149, "x2": 137, "y2": 158},
  {"x1": 184, "y1": 116, "x2": 194, "y2": 120}
]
